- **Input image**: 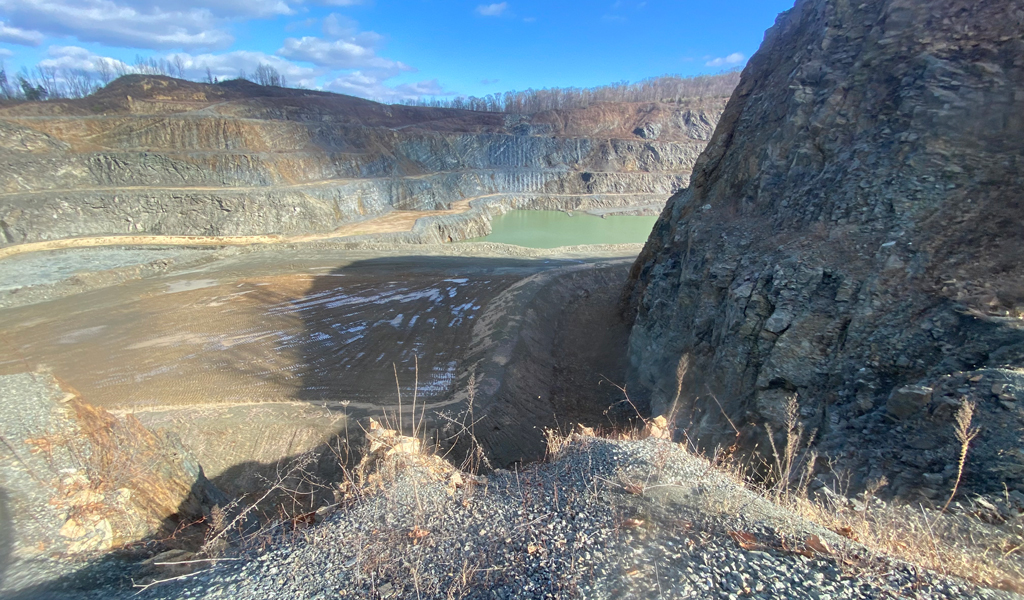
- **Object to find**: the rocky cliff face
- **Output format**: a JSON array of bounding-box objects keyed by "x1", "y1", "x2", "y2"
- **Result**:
[
  {"x1": 625, "y1": 0, "x2": 1024, "y2": 499},
  {"x1": 0, "y1": 372, "x2": 225, "y2": 559},
  {"x1": 0, "y1": 76, "x2": 724, "y2": 245}
]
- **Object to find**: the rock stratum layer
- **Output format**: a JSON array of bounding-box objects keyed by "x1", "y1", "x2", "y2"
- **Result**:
[
  {"x1": 625, "y1": 0, "x2": 1024, "y2": 499},
  {"x1": 0, "y1": 76, "x2": 725, "y2": 246}
]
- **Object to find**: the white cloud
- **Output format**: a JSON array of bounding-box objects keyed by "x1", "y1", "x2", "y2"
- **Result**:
[
  {"x1": 0, "y1": 0, "x2": 234, "y2": 50},
  {"x1": 37, "y1": 45, "x2": 130, "y2": 74},
  {"x1": 168, "y1": 51, "x2": 321, "y2": 87},
  {"x1": 705, "y1": 52, "x2": 745, "y2": 67},
  {"x1": 324, "y1": 70, "x2": 448, "y2": 102},
  {"x1": 322, "y1": 14, "x2": 364, "y2": 39},
  {"x1": 0, "y1": 48, "x2": 14, "y2": 58},
  {"x1": 0, "y1": 21, "x2": 44, "y2": 46},
  {"x1": 313, "y1": 0, "x2": 371, "y2": 5},
  {"x1": 278, "y1": 14, "x2": 406, "y2": 72},
  {"x1": 0, "y1": 0, "x2": 305, "y2": 52},
  {"x1": 279, "y1": 36, "x2": 407, "y2": 71},
  {"x1": 475, "y1": 3, "x2": 507, "y2": 17}
]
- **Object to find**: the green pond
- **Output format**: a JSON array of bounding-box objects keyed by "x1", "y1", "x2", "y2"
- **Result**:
[{"x1": 468, "y1": 210, "x2": 658, "y2": 248}]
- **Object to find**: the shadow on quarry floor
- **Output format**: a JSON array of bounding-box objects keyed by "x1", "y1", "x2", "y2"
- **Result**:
[
  {"x1": 1, "y1": 251, "x2": 642, "y2": 597},
  {"x1": 200, "y1": 253, "x2": 640, "y2": 492},
  {"x1": 193, "y1": 252, "x2": 640, "y2": 521}
]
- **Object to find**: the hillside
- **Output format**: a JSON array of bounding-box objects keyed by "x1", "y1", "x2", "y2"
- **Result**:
[
  {"x1": 0, "y1": 75, "x2": 726, "y2": 247},
  {"x1": 625, "y1": 0, "x2": 1024, "y2": 503}
]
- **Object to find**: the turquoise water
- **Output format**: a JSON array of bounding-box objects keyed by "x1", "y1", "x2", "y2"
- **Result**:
[{"x1": 469, "y1": 210, "x2": 658, "y2": 249}]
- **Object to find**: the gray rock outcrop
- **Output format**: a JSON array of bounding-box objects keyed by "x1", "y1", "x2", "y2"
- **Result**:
[
  {"x1": 624, "y1": 0, "x2": 1024, "y2": 499},
  {"x1": 0, "y1": 372, "x2": 225, "y2": 559}
]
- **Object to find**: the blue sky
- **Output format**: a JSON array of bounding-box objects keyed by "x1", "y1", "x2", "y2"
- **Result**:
[{"x1": 0, "y1": 0, "x2": 794, "y2": 101}]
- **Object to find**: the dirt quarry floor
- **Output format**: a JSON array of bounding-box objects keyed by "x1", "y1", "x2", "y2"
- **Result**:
[{"x1": 0, "y1": 242, "x2": 640, "y2": 492}]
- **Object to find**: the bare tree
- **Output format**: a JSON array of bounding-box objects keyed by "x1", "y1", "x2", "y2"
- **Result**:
[
  {"x1": 407, "y1": 72, "x2": 741, "y2": 113},
  {"x1": 172, "y1": 55, "x2": 186, "y2": 79},
  {"x1": 96, "y1": 59, "x2": 113, "y2": 85},
  {"x1": 250, "y1": 63, "x2": 285, "y2": 87},
  {"x1": 206, "y1": 67, "x2": 214, "y2": 84},
  {"x1": 0, "y1": 61, "x2": 12, "y2": 100}
]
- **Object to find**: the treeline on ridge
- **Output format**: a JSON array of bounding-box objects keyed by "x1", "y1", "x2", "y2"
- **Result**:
[
  {"x1": 397, "y1": 72, "x2": 740, "y2": 113},
  {"x1": 0, "y1": 56, "x2": 738, "y2": 112}
]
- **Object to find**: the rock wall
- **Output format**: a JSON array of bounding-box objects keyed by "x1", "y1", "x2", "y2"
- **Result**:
[
  {"x1": 0, "y1": 77, "x2": 724, "y2": 245},
  {"x1": 624, "y1": 0, "x2": 1024, "y2": 499},
  {"x1": 0, "y1": 372, "x2": 225, "y2": 558}
]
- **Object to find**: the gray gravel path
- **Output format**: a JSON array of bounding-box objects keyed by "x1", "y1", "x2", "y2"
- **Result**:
[{"x1": 6, "y1": 436, "x2": 1015, "y2": 599}]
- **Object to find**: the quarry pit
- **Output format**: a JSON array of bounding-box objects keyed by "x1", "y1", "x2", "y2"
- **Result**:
[{"x1": 0, "y1": 239, "x2": 641, "y2": 496}]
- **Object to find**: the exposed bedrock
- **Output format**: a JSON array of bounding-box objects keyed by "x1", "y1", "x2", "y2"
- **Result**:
[
  {"x1": 0, "y1": 372, "x2": 225, "y2": 562},
  {"x1": 0, "y1": 79, "x2": 724, "y2": 245},
  {"x1": 624, "y1": 0, "x2": 1024, "y2": 500}
]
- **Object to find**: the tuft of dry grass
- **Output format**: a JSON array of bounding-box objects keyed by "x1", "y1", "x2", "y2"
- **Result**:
[
  {"x1": 751, "y1": 396, "x2": 1022, "y2": 593},
  {"x1": 942, "y1": 400, "x2": 979, "y2": 512}
]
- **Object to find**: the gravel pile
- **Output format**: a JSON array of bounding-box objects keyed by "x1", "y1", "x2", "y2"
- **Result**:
[{"x1": 5, "y1": 435, "x2": 1016, "y2": 599}]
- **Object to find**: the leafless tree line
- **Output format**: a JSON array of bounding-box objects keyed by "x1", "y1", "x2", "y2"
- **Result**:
[
  {"x1": 0, "y1": 58, "x2": 287, "y2": 102},
  {"x1": 398, "y1": 71, "x2": 740, "y2": 113},
  {"x1": 0, "y1": 59, "x2": 733, "y2": 109}
]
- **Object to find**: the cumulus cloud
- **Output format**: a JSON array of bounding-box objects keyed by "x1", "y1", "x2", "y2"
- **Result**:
[
  {"x1": 325, "y1": 70, "x2": 448, "y2": 102},
  {"x1": 0, "y1": 20, "x2": 44, "y2": 46},
  {"x1": 278, "y1": 14, "x2": 407, "y2": 72},
  {"x1": 37, "y1": 45, "x2": 130, "y2": 74},
  {"x1": 167, "y1": 51, "x2": 321, "y2": 87},
  {"x1": 705, "y1": 52, "x2": 745, "y2": 67},
  {"x1": 0, "y1": 0, "x2": 306, "y2": 51},
  {"x1": 278, "y1": 37, "x2": 408, "y2": 71},
  {"x1": 0, "y1": 0, "x2": 233, "y2": 50},
  {"x1": 475, "y1": 3, "x2": 507, "y2": 17}
]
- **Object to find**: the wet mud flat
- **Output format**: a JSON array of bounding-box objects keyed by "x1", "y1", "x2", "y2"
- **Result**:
[{"x1": 0, "y1": 244, "x2": 640, "y2": 491}]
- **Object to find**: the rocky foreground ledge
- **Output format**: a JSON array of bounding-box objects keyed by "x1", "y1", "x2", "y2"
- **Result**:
[{"x1": 6, "y1": 423, "x2": 1019, "y2": 600}]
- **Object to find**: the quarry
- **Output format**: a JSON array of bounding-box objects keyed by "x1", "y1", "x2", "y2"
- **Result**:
[{"x1": 1, "y1": 0, "x2": 1023, "y2": 597}]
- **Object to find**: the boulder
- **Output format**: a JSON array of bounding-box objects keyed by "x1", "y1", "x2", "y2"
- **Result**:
[
  {"x1": 886, "y1": 386, "x2": 933, "y2": 420},
  {"x1": 633, "y1": 122, "x2": 662, "y2": 140}
]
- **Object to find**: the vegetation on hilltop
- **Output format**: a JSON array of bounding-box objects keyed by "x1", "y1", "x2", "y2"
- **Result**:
[
  {"x1": 0, "y1": 56, "x2": 739, "y2": 112},
  {"x1": 399, "y1": 71, "x2": 741, "y2": 113}
]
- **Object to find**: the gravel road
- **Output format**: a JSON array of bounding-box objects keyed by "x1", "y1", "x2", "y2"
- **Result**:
[{"x1": 7, "y1": 436, "x2": 1015, "y2": 599}]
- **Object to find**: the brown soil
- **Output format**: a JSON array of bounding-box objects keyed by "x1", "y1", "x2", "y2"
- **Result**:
[{"x1": 0, "y1": 244, "x2": 641, "y2": 489}]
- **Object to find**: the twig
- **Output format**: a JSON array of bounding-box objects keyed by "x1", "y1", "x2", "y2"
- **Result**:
[
  {"x1": 153, "y1": 557, "x2": 244, "y2": 565},
  {"x1": 132, "y1": 568, "x2": 216, "y2": 593}
]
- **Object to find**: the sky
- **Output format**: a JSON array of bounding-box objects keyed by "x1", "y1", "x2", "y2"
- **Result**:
[{"x1": 0, "y1": 0, "x2": 795, "y2": 102}]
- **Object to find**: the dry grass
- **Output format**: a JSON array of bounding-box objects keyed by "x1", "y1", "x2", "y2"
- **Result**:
[
  {"x1": 544, "y1": 389, "x2": 1024, "y2": 594},
  {"x1": 749, "y1": 396, "x2": 1023, "y2": 593}
]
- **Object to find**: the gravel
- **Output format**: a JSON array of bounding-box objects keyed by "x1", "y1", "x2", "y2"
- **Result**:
[{"x1": 5, "y1": 435, "x2": 1016, "y2": 599}]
